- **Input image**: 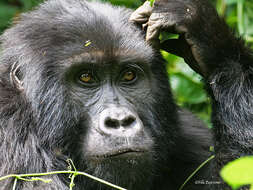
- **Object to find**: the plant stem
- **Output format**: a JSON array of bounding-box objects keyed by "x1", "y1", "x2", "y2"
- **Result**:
[
  {"x1": 237, "y1": 0, "x2": 245, "y2": 35},
  {"x1": 0, "y1": 171, "x2": 127, "y2": 190},
  {"x1": 179, "y1": 155, "x2": 215, "y2": 190}
]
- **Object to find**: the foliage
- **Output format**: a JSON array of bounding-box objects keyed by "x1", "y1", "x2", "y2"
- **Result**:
[
  {"x1": 0, "y1": 159, "x2": 126, "y2": 190},
  {"x1": 0, "y1": 0, "x2": 253, "y2": 127},
  {"x1": 221, "y1": 156, "x2": 253, "y2": 190},
  {"x1": 0, "y1": 0, "x2": 43, "y2": 32}
]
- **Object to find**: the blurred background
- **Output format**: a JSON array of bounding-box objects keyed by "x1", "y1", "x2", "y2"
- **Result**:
[{"x1": 0, "y1": 0, "x2": 253, "y2": 127}]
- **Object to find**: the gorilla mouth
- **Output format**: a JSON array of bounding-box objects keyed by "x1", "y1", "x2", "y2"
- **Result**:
[{"x1": 91, "y1": 148, "x2": 147, "y2": 159}]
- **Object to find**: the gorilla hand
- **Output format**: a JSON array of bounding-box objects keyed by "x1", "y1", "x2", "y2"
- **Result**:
[{"x1": 130, "y1": 0, "x2": 231, "y2": 77}]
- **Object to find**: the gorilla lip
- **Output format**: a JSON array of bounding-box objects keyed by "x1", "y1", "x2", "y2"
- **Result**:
[{"x1": 91, "y1": 148, "x2": 147, "y2": 159}]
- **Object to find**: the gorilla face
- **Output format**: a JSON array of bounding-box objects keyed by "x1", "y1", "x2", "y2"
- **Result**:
[
  {"x1": 58, "y1": 34, "x2": 176, "y2": 189},
  {"x1": 63, "y1": 49, "x2": 157, "y2": 187}
]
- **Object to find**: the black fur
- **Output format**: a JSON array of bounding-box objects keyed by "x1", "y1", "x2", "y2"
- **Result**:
[{"x1": 150, "y1": 0, "x2": 253, "y2": 189}]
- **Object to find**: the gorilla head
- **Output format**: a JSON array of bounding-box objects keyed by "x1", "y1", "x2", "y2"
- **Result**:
[{"x1": 0, "y1": 0, "x2": 210, "y2": 190}]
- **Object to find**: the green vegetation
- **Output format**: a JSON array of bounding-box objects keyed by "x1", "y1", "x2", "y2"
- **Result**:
[
  {"x1": 0, "y1": 159, "x2": 126, "y2": 190},
  {"x1": 221, "y1": 156, "x2": 253, "y2": 190}
]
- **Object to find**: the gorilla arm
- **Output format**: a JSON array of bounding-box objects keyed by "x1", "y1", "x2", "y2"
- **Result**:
[{"x1": 130, "y1": 0, "x2": 253, "y2": 184}]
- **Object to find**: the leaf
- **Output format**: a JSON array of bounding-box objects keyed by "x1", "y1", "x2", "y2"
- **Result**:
[
  {"x1": 107, "y1": 0, "x2": 142, "y2": 8},
  {"x1": 159, "y1": 31, "x2": 179, "y2": 43},
  {"x1": 226, "y1": 0, "x2": 239, "y2": 5},
  {"x1": 163, "y1": 53, "x2": 206, "y2": 105},
  {"x1": 0, "y1": 3, "x2": 19, "y2": 31},
  {"x1": 221, "y1": 156, "x2": 253, "y2": 189},
  {"x1": 20, "y1": 0, "x2": 43, "y2": 11},
  {"x1": 149, "y1": 0, "x2": 155, "y2": 7},
  {"x1": 170, "y1": 73, "x2": 207, "y2": 104}
]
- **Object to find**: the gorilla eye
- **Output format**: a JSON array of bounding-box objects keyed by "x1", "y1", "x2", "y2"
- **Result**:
[
  {"x1": 122, "y1": 70, "x2": 136, "y2": 82},
  {"x1": 79, "y1": 71, "x2": 93, "y2": 83}
]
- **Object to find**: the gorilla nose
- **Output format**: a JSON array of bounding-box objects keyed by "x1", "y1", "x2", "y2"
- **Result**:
[
  {"x1": 99, "y1": 107, "x2": 142, "y2": 136},
  {"x1": 105, "y1": 116, "x2": 136, "y2": 128}
]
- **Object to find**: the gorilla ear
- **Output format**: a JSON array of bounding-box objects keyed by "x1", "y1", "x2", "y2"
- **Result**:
[{"x1": 10, "y1": 63, "x2": 24, "y2": 91}]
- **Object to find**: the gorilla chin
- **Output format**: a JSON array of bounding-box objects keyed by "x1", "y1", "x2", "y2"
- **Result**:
[
  {"x1": 81, "y1": 146, "x2": 155, "y2": 190},
  {"x1": 82, "y1": 122, "x2": 155, "y2": 179},
  {"x1": 86, "y1": 150, "x2": 154, "y2": 171}
]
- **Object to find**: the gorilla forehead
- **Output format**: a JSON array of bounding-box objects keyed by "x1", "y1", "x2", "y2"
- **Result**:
[{"x1": 3, "y1": 0, "x2": 153, "y2": 62}]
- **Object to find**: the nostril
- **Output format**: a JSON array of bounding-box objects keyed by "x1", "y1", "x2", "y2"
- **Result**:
[
  {"x1": 121, "y1": 116, "x2": 136, "y2": 127},
  {"x1": 105, "y1": 118, "x2": 120, "y2": 128},
  {"x1": 99, "y1": 108, "x2": 142, "y2": 136}
]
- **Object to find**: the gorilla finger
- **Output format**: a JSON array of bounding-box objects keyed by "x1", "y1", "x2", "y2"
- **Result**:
[
  {"x1": 161, "y1": 39, "x2": 203, "y2": 75},
  {"x1": 148, "y1": 12, "x2": 186, "y2": 35},
  {"x1": 129, "y1": 1, "x2": 152, "y2": 24},
  {"x1": 160, "y1": 39, "x2": 187, "y2": 58},
  {"x1": 146, "y1": 21, "x2": 162, "y2": 45},
  {"x1": 152, "y1": 1, "x2": 191, "y2": 33}
]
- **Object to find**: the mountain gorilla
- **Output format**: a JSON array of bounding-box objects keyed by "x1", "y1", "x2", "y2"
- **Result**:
[{"x1": 0, "y1": 0, "x2": 251, "y2": 189}]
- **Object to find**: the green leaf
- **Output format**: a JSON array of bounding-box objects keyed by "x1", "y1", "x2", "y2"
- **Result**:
[
  {"x1": 0, "y1": 3, "x2": 19, "y2": 32},
  {"x1": 159, "y1": 31, "x2": 179, "y2": 43},
  {"x1": 170, "y1": 73, "x2": 207, "y2": 104},
  {"x1": 221, "y1": 156, "x2": 253, "y2": 189},
  {"x1": 107, "y1": 0, "x2": 142, "y2": 8},
  {"x1": 226, "y1": 0, "x2": 239, "y2": 5},
  {"x1": 20, "y1": 0, "x2": 43, "y2": 11},
  {"x1": 149, "y1": 0, "x2": 155, "y2": 7}
]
